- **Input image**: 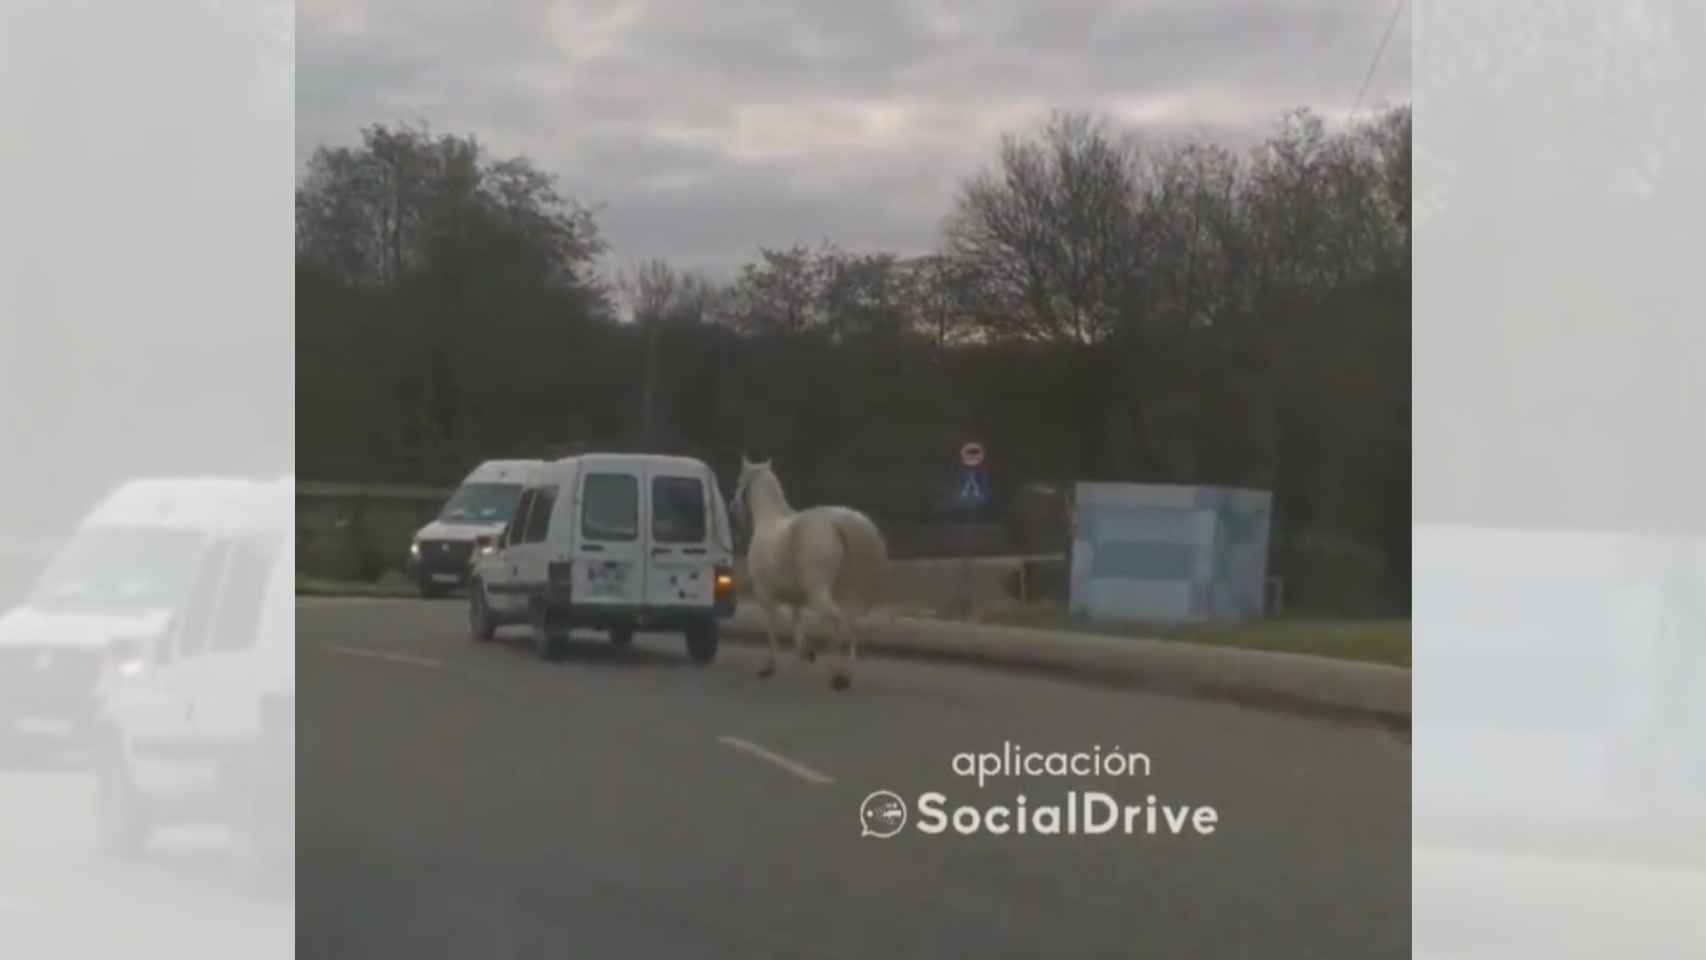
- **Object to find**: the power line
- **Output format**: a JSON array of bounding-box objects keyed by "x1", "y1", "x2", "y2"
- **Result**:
[{"x1": 1351, "y1": 0, "x2": 1407, "y2": 123}]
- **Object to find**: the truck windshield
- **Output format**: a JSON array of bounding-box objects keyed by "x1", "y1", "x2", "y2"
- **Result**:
[
  {"x1": 438, "y1": 482, "x2": 523, "y2": 524},
  {"x1": 30, "y1": 527, "x2": 207, "y2": 613}
]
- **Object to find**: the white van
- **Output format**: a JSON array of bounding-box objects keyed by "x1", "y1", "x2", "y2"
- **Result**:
[
  {"x1": 82, "y1": 475, "x2": 293, "y2": 880},
  {"x1": 468, "y1": 453, "x2": 737, "y2": 664},
  {"x1": 408, "y1": 459, "x2": 544, "y2": 597}
]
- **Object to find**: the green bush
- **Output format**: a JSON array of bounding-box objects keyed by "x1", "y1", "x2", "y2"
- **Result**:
[{"x1": 1270, "y1": 532, "x2": 1387, "y2": 618}]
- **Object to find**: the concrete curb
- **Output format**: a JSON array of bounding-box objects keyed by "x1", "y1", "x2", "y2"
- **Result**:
[{"x1": 720, "y1": 606, "x2": 1410, "y2": 730}]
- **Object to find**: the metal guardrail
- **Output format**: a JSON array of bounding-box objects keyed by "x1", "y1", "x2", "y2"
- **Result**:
[{"x1": 297, "y1": 481, "x2": 452, "y2": 502}]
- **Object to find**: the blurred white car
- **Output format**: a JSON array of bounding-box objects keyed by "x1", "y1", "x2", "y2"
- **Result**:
[
  {"x1": 1413, "y1": 524, "x2": 1706, "y2": 957},
  {"x1": 77, "y1": 475, "x2": 294, "y2": 882}
]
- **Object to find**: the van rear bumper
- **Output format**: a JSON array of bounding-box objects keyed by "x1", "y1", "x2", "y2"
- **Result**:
[{"x1": 539, "y1": 597, "x2": 735, "y2": 631}]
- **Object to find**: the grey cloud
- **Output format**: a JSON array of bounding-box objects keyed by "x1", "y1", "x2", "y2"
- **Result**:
[
  {"x1": 595, "y1": 166, "x2": 949, "y2": 279},
  {"x1": 299, "y1": 0, "x2": 1412, "y2": 277}
]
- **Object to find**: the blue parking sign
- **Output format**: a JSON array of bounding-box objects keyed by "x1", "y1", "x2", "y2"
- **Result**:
[{"x1": 954, "y1": 467, "x2": 990, "y2": 511}]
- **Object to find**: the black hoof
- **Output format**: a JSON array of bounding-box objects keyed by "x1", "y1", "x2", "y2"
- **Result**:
[
  {"x1": 830, "y1": 674, "x2": 851, "y2": 691},
  {"x1": 757, "y1": 664, "x2": 775, "y2": 678},
  {"x1": 803, "y1": 651, "x2": 817, "y2": 663}
]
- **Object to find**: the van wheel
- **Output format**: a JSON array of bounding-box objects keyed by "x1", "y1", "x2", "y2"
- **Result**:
[
  {"x1": 468, "y1": 583, "x2": 496, "y2": 642},
  {"x1": 685, "y1": 621, "x2": 719, "y2": 665},
  {"x1": 609, "y1": 625, "x2": 634, "y2": 647},
  {"x1": 228, "y1": 755, "x2": 292, "y2": 898},
  {"x1": 94, "y1": 738, "x2": 150, "y2": 860}
]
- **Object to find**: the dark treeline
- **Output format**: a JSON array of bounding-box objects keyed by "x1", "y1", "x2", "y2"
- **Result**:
[{"x1": 298, "y1": 106, "x2": 1411, "y2": 613}]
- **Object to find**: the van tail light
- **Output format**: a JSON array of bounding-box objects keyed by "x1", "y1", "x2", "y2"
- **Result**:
[{"x1": 714, "y1": 566, "x2": 736, "y2": 601}]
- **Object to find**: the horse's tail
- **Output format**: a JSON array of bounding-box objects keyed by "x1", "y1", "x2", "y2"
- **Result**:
[{"x1": 830, "y1": 508, "x2": 888, "y2": 614}]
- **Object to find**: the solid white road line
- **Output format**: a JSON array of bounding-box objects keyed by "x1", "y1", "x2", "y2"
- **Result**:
[
  {"x1": 325, "y1": 645, "x2": 444, "y2": 669},
  {"x1": 716, "y1": 735, "x2": 836, "y2": 786}
]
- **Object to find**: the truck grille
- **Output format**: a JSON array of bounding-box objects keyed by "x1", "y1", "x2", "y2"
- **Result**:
[
  {"x1": 419, "y1": 539, "x2": 475, "y2": 565},
  {"x1": 0, "y1": 645, "x2": 105, "y2": 700}
]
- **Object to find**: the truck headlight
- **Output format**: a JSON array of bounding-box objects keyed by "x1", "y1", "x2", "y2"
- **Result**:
[{"x1": 107, "y1": 636, "x2": 151, "y2": 677}]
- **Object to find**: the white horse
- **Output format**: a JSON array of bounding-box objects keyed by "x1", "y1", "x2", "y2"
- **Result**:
[{"x1": 729, "y1": 456, "x2": 888, "y2": 690}]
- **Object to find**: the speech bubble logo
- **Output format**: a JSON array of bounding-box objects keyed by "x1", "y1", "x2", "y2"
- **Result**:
[{"x1": 859, "y1": 790, "x2": 908, "y2": 838}]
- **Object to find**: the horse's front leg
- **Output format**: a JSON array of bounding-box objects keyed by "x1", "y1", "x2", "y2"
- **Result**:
[{"x1": 757, "y1": 603, "x2": 783, "y2": 678}]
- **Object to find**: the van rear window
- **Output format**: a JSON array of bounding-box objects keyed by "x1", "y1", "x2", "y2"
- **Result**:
[
  {"x1": 652, "y1": 476, "x2": 707, "y2": 544},
  {"x1": 581, "y1": 474, "x2": 639, "y2": 541}
]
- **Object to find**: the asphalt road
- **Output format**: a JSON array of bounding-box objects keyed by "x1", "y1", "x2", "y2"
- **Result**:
[
  {"x1": 0, "y1": 739, "x2": 293, "y2": 958},
  {"x1": 297, "y1": 597, "x2": 1409, "y2": 959}
]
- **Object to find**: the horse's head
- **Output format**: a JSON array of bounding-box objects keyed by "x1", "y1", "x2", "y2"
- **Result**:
[{"x1": 731, "y1": 454, "x2": 774, "y2": 532}]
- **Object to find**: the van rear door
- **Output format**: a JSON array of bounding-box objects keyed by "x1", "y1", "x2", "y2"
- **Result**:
[
  {"x1": 571, "y1": 465, "x2": 645, "y2": 611},
  {"x1": 643, "y1": 463, "x2": 718, "y2": 611}
]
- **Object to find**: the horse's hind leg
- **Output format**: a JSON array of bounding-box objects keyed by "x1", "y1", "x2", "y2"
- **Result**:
[
  {"x1": 791, "y1": 607, "x2": 816, "y2": 663},
  {"x1": 810, "y1": 588, "x2": 854, "y2": 691},
  {"x1": 758, "y1": 604, "x2": 784, "y2": 678},
  {"x1": 829, "y1": 612, "x2": 854, "y2": 691}
]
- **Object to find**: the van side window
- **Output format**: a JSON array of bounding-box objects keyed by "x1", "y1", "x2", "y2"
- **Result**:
[
  {"x1": 652, "y1": 476, "x2": 707, "y2": 543},
  {"x1": 522, "y1": 486, "x2": 557, "y2": 543},
  {"x1": 210, "y1": 533, "x2": 283, "y2": 653},
  {"x1": 173, "y1": 539, "x2": 233, "y2": 662},
  {"x1": 506, "y1": 489, "x2": 538, "y2": 547},
  {"x1": 581, "y1": 473, "x2": 639, "y2": 542}
]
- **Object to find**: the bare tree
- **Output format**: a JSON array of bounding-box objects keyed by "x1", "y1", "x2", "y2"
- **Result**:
[
  {"x1": 722, "y1": 244, "x2": 828, "y2": 336},
  {"x1": 943, "y1": 111, "x2": 1147, "y2": 346},
  {"x1": 905, "y1": 254, "x2": 978, "y2": 349},
  {"x1": 616, "y1": 259, "x2": 721, "y2": 448},
  {"x1": 819, "y1": 248, "x2": 913, "y2": 342}
]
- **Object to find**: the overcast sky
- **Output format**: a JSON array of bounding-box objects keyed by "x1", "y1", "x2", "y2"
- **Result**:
[{"x1": 297, "y1": 0, "x2": 1411, "y2": 279}]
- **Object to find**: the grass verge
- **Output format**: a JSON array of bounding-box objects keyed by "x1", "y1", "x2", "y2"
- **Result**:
[{"x1": 978, "y1": 607, "x2": 1411, "y2": 669}]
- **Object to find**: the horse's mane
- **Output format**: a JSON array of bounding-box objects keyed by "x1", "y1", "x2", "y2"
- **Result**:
[{"x1": 749, "y1": 465, "x2": 794, "y2": 516}]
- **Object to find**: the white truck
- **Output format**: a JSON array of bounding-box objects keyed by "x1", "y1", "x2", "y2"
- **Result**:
[{"x1": 408, "y1": 459, "x2": 544, "y2": 597}]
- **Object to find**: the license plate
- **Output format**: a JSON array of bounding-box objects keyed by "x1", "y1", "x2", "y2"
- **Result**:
[
  {"x1": 431, "y1": 573, "x2": 461, "y2": 584},
  {"x1": 587, "y1": 580, "x2": 627, "y2": 599}
]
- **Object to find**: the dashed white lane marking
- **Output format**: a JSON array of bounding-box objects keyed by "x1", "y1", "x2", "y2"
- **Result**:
[
  {"x1": 325, "y1": 645, "x2": 444, "y2": 669},
  {"x1": 716, "y1": 735, "x2": 836, "y2": 786}
]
